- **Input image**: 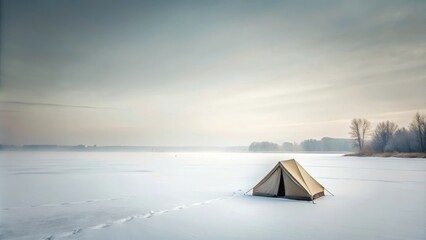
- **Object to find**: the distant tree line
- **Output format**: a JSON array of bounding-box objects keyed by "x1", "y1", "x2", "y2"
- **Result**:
[
  {"x1": 301, "y1": 137, "x2": 355, "y2": 151},
  {"x1": 249, "y1": 142, "x2": 281, "y2": 152},
  {"x1": 249, "y1": 137, "x2": 355, "y2": 152},
  {"x1": 248, "y1": 112, "x2": 425, "y2": 153},
  {"x1": 349, "y1": 112, "x2": 426, "y2": 153}
]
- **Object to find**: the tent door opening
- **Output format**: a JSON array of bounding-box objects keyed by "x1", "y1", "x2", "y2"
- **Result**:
[{"x1": 277, "y1": 170, "x2": 285, "y2": 196}]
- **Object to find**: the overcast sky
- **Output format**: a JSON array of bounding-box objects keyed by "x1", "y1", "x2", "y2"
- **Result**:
[{"x1": 1, "y1": 0, "x2": 425, "y2": 146}]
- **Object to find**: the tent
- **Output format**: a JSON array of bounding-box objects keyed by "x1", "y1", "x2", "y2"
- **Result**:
[{"x1": 252, "y1": 159, "x2": 325, "y2": 201}]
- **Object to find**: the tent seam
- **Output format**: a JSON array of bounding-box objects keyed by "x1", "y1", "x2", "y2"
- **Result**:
[{"x1": 294, "y1": 162, "x2": 313, "y2": 196}]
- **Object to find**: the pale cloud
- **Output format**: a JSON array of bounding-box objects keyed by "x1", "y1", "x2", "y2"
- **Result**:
[{"x1": 1, "y1": 0, "x2": 425, "y2": 145}]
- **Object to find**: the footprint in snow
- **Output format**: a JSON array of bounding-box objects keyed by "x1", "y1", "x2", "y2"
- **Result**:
[
  {"x1": 58, "y1": 228, "x2": 83, "y2": 237},
  {"x1": 145, "y1": 211, "x2": 155, "y2": 218},
  {"x1": 115, "y1": 217, "x2": 134, "y2": 224},
  {"x1": 91, "y1": 223, "x2": 110, "y2": 230},
  {"x1": 71, "y1": 228, "x2": 83, "y2": 235},
  {"x1": 157, "y1": 210, "x2": 169, "y2": 214},
  {"x1": 173, "y1": 205, "x2": 186, "y2": 210}
]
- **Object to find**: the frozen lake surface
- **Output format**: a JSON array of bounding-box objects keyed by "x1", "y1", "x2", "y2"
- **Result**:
[{"x1": 0, "y1": 152, "x2": 425, "y2": 240}]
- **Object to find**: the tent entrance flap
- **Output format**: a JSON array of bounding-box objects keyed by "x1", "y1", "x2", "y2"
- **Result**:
[{"x1": 277, "y1": 170, "x2": 285, "y2": 196}]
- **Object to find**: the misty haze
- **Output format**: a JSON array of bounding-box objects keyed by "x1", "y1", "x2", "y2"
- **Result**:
[{"x1": 0, "y1": 1, "x2": 425, "y2": 240}]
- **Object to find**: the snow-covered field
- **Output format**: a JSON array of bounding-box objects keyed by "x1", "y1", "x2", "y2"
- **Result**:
[{"x1": 0, "y1": 152, "x2": 425, "y2": 240}]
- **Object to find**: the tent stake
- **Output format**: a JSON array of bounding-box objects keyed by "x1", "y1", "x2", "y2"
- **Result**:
[{"x1": 325, "y1": 188, "x2": 334, "y2": 196}]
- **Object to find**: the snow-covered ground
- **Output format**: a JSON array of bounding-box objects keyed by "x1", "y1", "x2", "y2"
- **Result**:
[{"x1": 0, "y1": 152, "x2": 425, "y2": 240}]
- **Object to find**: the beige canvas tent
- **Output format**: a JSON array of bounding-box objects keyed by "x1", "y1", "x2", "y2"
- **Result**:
[{"x1": 252, "y1": 159, "x2": 325, "y2": 201}]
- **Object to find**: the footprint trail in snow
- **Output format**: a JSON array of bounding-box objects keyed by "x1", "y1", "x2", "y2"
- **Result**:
[{"x1": 41, "y1": 190, "x2": 244, "y2": 240}]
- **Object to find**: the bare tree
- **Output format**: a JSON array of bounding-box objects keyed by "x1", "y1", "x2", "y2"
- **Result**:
[
  {"x1": 410, "y1": 112, "x2": 426, "y2": 153},
  {"x1": 349, "y1": 118, "x2": 371, "y2": 152},
  {"x1": 386, "y1": 127, "x2": 417, "y2": 152},
  {"x1": 372, "y1": 121, "x2": 398, "y2": 152}
]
